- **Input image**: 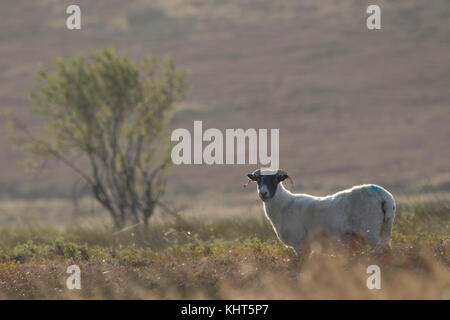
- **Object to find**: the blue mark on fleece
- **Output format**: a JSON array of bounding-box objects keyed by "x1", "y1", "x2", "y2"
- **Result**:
[{"x1": 370, "y1": 184, "x2": 385, "y2": 192}]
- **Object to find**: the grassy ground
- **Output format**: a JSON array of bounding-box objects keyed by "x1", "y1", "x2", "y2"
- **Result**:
[{"x1": 0, "y1": 199, "x2": 448, "y2": 299}]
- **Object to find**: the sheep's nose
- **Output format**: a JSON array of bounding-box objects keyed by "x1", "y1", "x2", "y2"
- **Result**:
[{"x1": 260, "y1": 191, "x2": 268, "y2": 197}]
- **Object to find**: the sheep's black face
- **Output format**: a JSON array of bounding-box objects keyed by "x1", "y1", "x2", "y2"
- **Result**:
[{"x1": 247, "y1": 169, "x2": 289, "y2": 201}]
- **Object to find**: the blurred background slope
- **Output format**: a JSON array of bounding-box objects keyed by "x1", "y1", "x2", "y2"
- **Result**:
[{"x1": 0, "y1": 0, "x2": 449, "y2": 224}]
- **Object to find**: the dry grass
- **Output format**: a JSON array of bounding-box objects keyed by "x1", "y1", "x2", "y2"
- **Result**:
[{"x1": 0, "y1": 198, "x2": 448, "y2": 299}]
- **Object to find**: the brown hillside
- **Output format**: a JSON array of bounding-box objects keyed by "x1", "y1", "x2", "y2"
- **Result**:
[{"x1": 0, "y1": 0, "x2": 449, "y2": 201}]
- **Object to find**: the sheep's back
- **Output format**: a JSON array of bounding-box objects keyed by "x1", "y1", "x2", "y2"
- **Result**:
[
  {"x1": 337, "y1": 184, "x2": 394, "y2": 236},
  {"x1": 306, "y1": 184, "x2": 393, "y2": 236}
]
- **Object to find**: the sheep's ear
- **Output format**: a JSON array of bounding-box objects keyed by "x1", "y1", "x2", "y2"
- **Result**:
[
  {"x1": 248, "y1": 169, "x2": 261, "y2": 181},
  {"x1": 277, "y1": 170, "x2": 289, "y2": 182}
]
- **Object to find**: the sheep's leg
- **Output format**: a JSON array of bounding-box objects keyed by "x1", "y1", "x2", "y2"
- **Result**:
[
  {"x1": 341, "y1": 232, "x2": 364, "y2": 252},
  {"x1": 363, "y1": 232, "x2": 386, "y2": 254},
  {"x1": 292, "y1": 241, "x2": 310, "y2": 266},
  {"x1": 380, "y1": 217, "x2": 394, "y2": 250},
  {"x1": 363, "y1": 215, "x2": 394, "y2": 254}
]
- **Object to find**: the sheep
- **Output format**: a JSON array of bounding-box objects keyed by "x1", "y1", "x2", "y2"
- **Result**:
[{"x1": 246, "y1": 169, "x2": 396, "y2": 257}]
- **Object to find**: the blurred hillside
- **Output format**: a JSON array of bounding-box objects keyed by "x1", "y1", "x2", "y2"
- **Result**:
[{"x1": 0, "y1": 0, "x2": 449, "y2": 206}]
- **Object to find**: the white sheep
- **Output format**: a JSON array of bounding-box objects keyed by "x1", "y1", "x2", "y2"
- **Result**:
[{"x1": 246, "y1": 169, "x2": 396, "y2": 257}]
